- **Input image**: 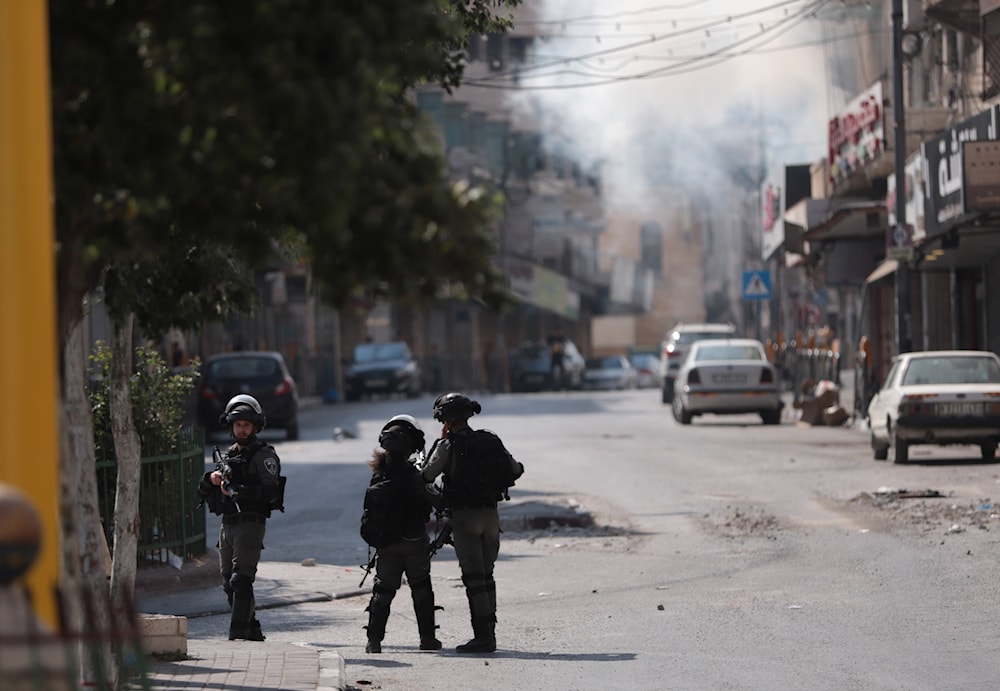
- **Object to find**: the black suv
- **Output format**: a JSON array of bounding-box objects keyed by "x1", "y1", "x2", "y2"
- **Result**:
[{"x1": 197, "y1": 351, "x2": 300, "y2": 440}]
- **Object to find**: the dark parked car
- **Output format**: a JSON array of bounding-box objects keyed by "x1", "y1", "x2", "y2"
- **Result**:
[
  {"x1": 344, "y1": 341, "x2": 422, "y2": 401},
  {"x1": 197, "y1": 351, "x2": 300, "y2": 440},
  {"x1": 510, "y1": 337, "x2": 585, "y2": 392}
]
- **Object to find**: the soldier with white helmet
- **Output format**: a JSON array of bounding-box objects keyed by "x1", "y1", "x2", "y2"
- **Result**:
[
  {"x1": 196, "y1": 394, "x2": 285, "y2": 641},
  {"x1": 360, "y1": 414, "x2": 441, "y2": 653}
]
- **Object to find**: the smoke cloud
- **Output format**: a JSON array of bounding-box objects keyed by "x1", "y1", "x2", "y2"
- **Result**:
[{"x1": 511, "y1": 0, "x2": 835, "y2": 213}]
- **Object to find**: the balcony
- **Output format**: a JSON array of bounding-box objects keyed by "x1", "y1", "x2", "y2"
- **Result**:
[{"x1": 925, "y1": 0, "x2": 981, "y2": 35}]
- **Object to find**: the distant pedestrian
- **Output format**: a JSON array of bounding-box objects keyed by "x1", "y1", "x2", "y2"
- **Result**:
[
  {"x1": 550, "y1": 339, "x2": 565, "y2": 390},
  {"x1": 360, "y1": 415, "x2": 441, "y2": 653},
  {"x1": 196, "y1": 395, "x2": 286, "y2": 641},
  {"x1": 420, "y1": 393, "x2": 523, "y2": 653}
]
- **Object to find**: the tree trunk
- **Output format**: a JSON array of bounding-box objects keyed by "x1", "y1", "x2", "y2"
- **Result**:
[
  {"x1": 63, "y1": 316, "x2": 118, "y2": 688},
  {"x1": 109, "y1": 313, "x2": 141, "y2": 687}
]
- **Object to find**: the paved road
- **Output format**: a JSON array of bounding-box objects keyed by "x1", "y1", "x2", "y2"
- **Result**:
[{"x1": 138, "y1": 386, "x2": 1000, "y2": 689}]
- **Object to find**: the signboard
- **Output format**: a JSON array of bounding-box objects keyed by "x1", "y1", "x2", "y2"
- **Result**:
[
  {"x1": 921, "y1": 105, "x2": 999, "y2": 238},
  {"x1": 887, "y1": 151, "x2": 926, "y2": 244},
  {"x1": 761, "y1": 180, "x2": 784, "y2": 261},
  {"x1": 828, "y1": 81, "x2": 885, "y2": 185},
  {"x1": 962, "y1": 140, "x2": 1000, "y2": 213},
  {"x1": 506, "y1": 257, "x2": 580, "y2": 320},
  {"x1": 886, "y1": 224, "x2": 914, "y2": 261},
  {"x1": 742, "y1": 270, "x2": 772, "y2": 301}
]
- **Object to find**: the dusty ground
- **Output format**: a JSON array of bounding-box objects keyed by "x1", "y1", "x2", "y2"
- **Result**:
[{"x1": 841, "y1": 489, "x2": 1000, "y2": 539}]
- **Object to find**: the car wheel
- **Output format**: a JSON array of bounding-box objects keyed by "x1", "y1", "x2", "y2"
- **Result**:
[
  {"x1": 672, "y1": 395, "x2": 692, "y2": 425},
  {"x1": 980, "y1": 442, "x2": 996, "y2": 460},
  {"x1": 661, "y1": 381, "x2": 673, "y2": 405},
  {"x1": 285, "y1": 420, "x2": 300, "y2": 441},
  {"x1": 871, "y1": 432, "x2": 888, "y2": 461},
  {"x1": 891, "y1": 433, "x2": 909, "y2": 464},
  {"x1": 760, "y1": 409, "x2": 780, "y2": 425}
]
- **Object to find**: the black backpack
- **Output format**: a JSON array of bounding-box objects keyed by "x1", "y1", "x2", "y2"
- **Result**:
[
  {"x1": 445, "y1": 429, "x2": 524, "y2": 507},
  {"x1": 360, "y1": 474, "x2": 404, "y2": 548}
]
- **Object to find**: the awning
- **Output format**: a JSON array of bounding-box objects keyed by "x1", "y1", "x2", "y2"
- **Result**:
[
  {"x1": 803, "y1": 201, "x2": 886, "y2": 242},
  {"x1": 865, "y1": 259, "x2": 898, "y2": 284}
]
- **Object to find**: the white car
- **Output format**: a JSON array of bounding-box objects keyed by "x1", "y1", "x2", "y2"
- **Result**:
[
  {"x1": 583, "y1": 355, "x2": 638, "y2": 390},
  {"x1": 659, "y1": 322, "x2": 737, "y2": 403},
  {"x1": 671, "y1": 338, "x2": 782, "y2": 425},
  {"x1": 866, "y1": 350, "x2": 1000, "y2": 463},
  {"x1": 629, "y1": 352, "x2": 662, "y2": 389}
]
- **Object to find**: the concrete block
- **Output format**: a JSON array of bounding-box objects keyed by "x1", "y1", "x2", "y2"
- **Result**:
[{"x1": 140, "y1": 613, "x2": 187, "y2": 655}]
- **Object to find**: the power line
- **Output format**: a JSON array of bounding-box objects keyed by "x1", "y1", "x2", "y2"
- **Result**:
[
  {"x1": 463, "y1": 0, "x2": 832, "y2": 90},
  {"x1": 542, "y1": 27, "x2": 886, "y2": 75},
  {"x1": 467, "y1": 0, "x2": 828, "y2": 87}
]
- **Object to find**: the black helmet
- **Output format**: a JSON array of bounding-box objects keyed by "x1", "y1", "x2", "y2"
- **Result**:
[
  {"x1": 432, "y1": 393, "x2": 481, "y2": 422},
  {"x1": 378, "y1": 414, "x2": 425, "y2": 457},
  {"x1": 220, "y1": 394, "x2": 266, "y2": 431}
]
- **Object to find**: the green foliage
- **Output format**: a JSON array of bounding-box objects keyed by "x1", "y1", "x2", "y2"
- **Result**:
[
  {"x1": 88, "y1": 342, "x2": 201, "y2": 459},
  {"x1": 50, "y1": 0, "x2": 522, "y2": 339}
]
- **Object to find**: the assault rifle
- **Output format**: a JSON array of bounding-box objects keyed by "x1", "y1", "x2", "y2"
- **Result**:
[
  {"x1": 213, "y1": 445, "x2": 241, "y2": 512},
  {"x1": 428, "y1": 510, "x2": 453, "y2": 559},
  {"x1": 359, "y1": 550, "x2": 376, "y2": 588}
]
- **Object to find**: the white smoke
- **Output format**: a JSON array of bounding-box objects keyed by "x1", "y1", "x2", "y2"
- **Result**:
[{"x1": 510, "y1": 0, "x2": 837, "y2": 212}]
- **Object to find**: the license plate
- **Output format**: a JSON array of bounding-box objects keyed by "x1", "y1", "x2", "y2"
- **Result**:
[
  {"x1": 937, "y1": 401, "x2": 984, "y2": 416},
  {"x1": 713, "y1": 374, "x2": 747, "y2": 384}
]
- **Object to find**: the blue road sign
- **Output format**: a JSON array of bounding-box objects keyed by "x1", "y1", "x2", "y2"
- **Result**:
[{"x1": 742, "y1": 270, "x2": 772, "y2": 301}]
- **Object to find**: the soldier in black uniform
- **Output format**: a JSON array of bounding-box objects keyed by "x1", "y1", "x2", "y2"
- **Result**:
[
  {"x1": 362, "y1": 414, "x2": 441, "y2": 653},
  {"x1": 420, "y1": 393, "x2": 522, "y2": 654},
  {"x1": 197, "y1": 394, "x2": 285, "y2": 641}
]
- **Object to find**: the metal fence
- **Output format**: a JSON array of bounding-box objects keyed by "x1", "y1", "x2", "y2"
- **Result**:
[{"x1": 96, "y1": 427, "x2": 207, "y2": 566}]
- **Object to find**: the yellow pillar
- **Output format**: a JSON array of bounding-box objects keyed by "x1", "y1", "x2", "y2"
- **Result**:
[{"x1": 0, "y1": 1, "x2": 60, "y2": 627}]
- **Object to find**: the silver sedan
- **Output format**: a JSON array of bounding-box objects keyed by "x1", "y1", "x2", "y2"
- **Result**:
[
  {"x1": 866, "y1": 350, "x2": 1000, "y2": 463},
  {"x1": 671, "y1": 339, "x2": 783, "y2": 425}
]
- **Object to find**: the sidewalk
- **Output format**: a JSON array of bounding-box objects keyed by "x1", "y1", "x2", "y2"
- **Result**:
[
  {"x1": 134, "y1": 498, "x2": 587, "y2": 690},
  {"x1": 135, "y1": 549, "x2": 356, "y2": 691},
  {"x1": 140, "y1": 640, "x2": 342, "y2": 691}
]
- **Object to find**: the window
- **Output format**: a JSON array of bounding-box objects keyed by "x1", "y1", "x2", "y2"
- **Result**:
[{"x1": 640, "y1": 222, "x2": 663, "y2": 274}]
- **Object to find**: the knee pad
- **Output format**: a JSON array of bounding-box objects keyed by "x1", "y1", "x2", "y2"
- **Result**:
[
  {"x1": 410, "y1": 576, "x2": 433, "y2": 595},
  {"x1": 230, "y1": 572, "x2": 254, "y2": 597},
  {"x1": 371, "y1": 583, "x2": 396, "y2": 606}
]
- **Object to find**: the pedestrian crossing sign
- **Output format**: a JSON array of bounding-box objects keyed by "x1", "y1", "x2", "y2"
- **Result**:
[{"x1": 742, "y1": 270, "x2": 771, "y2": 301}]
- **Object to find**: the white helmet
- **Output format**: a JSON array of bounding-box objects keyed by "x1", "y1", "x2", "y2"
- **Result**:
[
  {"x1": 379, "y1": 414, "x2": 425, "y2": 456},
  {"x1": 220, "y1": 394, "x2": 266, "y2": 431}
]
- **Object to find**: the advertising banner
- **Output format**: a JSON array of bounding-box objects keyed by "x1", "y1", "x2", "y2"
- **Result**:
[
  {"x1": 828, "y1": 81, "x2": 885, "y2": 186},
  {"x1": 921, "y1": 106, "x2": 999, "y2": 238}
]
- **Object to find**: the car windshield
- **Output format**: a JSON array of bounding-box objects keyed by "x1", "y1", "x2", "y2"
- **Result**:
[
  {"x1": 354, "y1": 343, "x2": 407, "y2": 363},
  {"x1": 676, "y1": 331, "x2": 731, "y2": 345},
  {"x1": 694, "y1": 344, "x2": 763, "y2": 362},
  {"x1": 209, "y1": 357, "x2": 279, "y2": 379},
  {"x1": 587, "y1": 357, "x2": 622, "y2": 369},
  {"x1": 518, "y1": 345, "x2": 551, "y2": 363},
  {"x1": 901, "y1": 356, "x2": 1000, "y2": 385}
]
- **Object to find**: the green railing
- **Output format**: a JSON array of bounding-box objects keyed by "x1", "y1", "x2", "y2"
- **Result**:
[{"x1": 96, "y1": 427, "x2": 207, "y2": 566}]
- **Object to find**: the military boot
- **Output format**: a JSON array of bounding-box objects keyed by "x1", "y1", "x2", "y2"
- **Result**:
[
  {"x1": 229, "y1": 595, "x2": 264, "y2": 641},
  {"x1": 365, "y1": 599, "x2": 391, "y2": 654},
  {"x1": 455, "y1": 615, "x2": 496, "y2": 654},
  {"x1": 412, "y1": 578, "x2": 441, "y2": 651}
]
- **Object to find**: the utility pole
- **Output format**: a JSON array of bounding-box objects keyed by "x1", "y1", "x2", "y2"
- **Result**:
[{"x1": 892, "y1": 0, "x2": 913, "y2": 353}]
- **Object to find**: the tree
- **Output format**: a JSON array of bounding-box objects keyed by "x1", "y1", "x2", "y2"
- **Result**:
[{"x1": 49, "y1": 1, "x2": 520, "y2": 686}]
